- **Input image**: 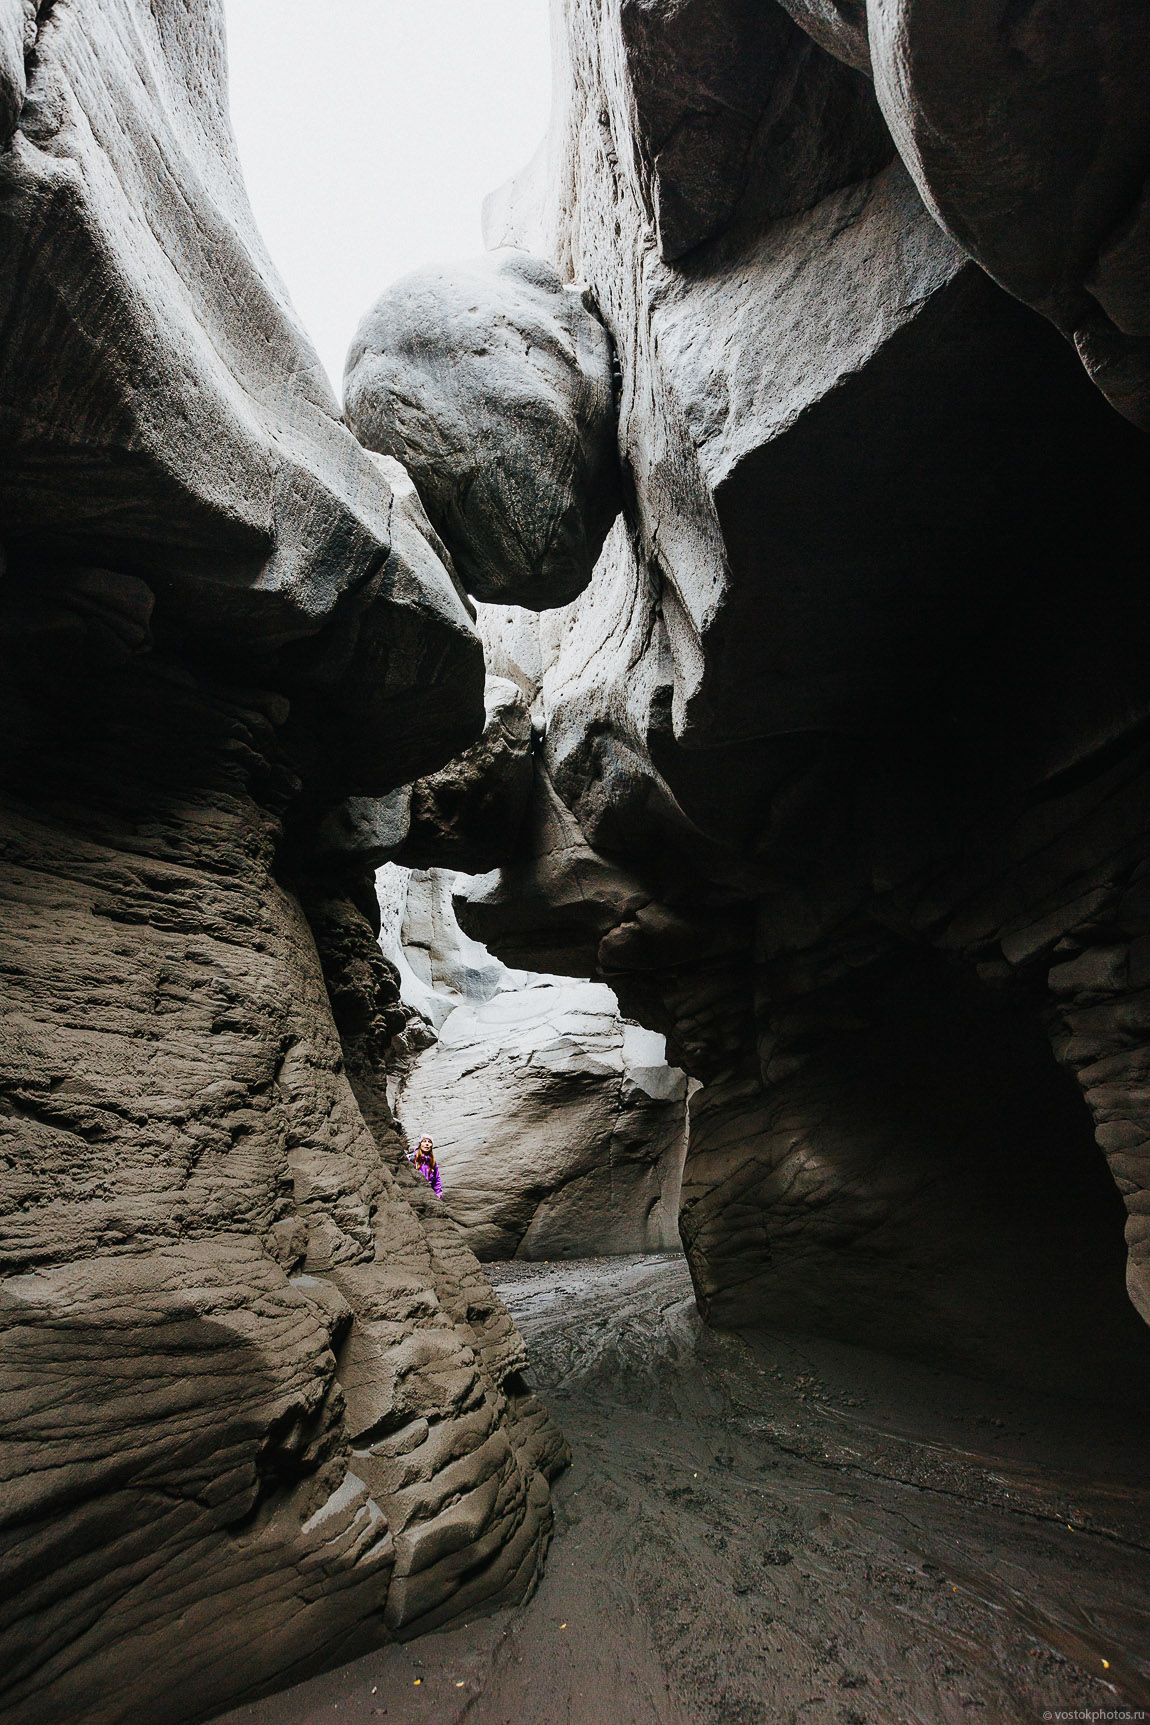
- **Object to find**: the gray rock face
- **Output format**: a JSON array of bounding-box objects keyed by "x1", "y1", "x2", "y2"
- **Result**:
[
  {"x1": 866, "y1": 0, "x2": 1150, "y2": 430},
  {"x1": 0, "y1": 5, "x2": 566, "y2": 1723},
  {"x1": 0, "y1": 0, "x2": 484, "y2": 786},
  {"x1": 774, "y1": 0, "x2": 870, "y2": 73},
  {"x1": 344, "y1": 248, "x2": 621, "y2": 610},
  {"x1": 444, "y1": 0, "x2": 1150, "y2": 1408},
  {"x1": 378, "y1": 865, "x2": 507, "y2": 1035},
  {"x1": 400, "y1": 981, "x2": 688, "y2": 1263},
  {"x1": 377, "y1": 869, "x2": 689, "y2": 1262},
  {"x1": 777, "y1": 0, "x2": 1150, "y2": 428},
  {"x1": 0, "y1": 695, "x2": 566, "y2": 1725},
  {"x1": 618, "y1": 0, "x2": 888, "y2": 261}
]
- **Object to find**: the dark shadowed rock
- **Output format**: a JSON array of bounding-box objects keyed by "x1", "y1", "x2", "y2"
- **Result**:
[
  {"x1": 775, "y1": 0, "x2": 1150, "y2": 428},
  {"x1": 774, "y1": 0, "x2": 870, "y2": 73},
  {"x1": 0, "y1": 5, "x2": 565, "y2": 1722},
  {"x1": 306, "y1": 787, "x2": 413, "y2": 874},
  {"x1": 454, "y1": 0, "x2": 1150, "y2": 1408},
  {"x1": 0, "y1": 646, "x2": 564, "y2": 1725},
  {"x1": 344, "y1": 248, "x2": 621, "y2": 610},
  {"x1": 619, "y1": 0, "x2": 888, "y2": 260},
  {"x1": 397, "y1": 676, "x2": 535, "y2": 875},
  {"x1": 7, "y1": 0, "x2": 1150, "y2": 1714},
  {"x1": 868, "y1": 0, "x2": 1150, "y2": 428},
  {"x1": 0, "y1": 0, "x2": 485, "y2": 785}
]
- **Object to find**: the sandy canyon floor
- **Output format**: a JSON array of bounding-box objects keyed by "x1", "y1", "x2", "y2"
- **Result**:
[{"x1": 215, "y1": 1253, "x2": 1150, "y2": 1725}]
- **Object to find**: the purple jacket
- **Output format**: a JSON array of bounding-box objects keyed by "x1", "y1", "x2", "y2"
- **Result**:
[{"x1": 414, "y1": 1158, "x2": 442, "y2": 1198}]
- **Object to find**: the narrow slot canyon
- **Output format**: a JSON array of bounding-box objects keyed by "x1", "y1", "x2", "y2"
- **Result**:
[{"x1": 2, "y1": 3, "x2": 1150, "y2": 1723}]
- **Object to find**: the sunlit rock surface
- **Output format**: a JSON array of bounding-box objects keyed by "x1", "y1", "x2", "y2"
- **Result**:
[
  {"x1": 445, "y1": 0, "x2": 1150, "y2": 1407},
  {"x1": 0, "y1": 5, "x2": 566, "y2": 1723},
  {"x1": 378, "y1": 868, "x2": 688, "y2": 1261}
]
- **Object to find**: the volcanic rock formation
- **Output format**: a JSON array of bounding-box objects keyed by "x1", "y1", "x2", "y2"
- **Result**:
[
  {"x1": 0, "y1": 6, "x2": 569, "y2": 1723},
  {"x1": 349, "y1": 0, "x2": 1150, "y2": 1412},
  {"x1": 378, "y1": 867, "x2": 688, "y2": 1261}
]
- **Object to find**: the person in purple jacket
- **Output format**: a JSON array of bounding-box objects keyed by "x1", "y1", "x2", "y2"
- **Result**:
[{"x1": 414, "y1": 1136, "x2": 442, "y2": 1198}]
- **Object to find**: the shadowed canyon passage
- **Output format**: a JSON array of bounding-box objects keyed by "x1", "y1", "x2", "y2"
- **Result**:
[
  {"x1": 2, "y1": 1, "x2": 1150, "y2": 1723},
  {"x1": 220, "y1": 1255, "x2": 1150, "y2": 1725}
]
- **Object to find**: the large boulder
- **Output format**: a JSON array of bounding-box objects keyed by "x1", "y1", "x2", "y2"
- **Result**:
[
  {"x1": 345, "y1": 248, "x2": 622, "y2": 610},
  {"x1": 449, "y1": 0, "x2": 1150, "y2": 1408}
]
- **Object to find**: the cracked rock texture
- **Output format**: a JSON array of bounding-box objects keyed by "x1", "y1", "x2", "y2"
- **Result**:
[
  {"x1": 0, "y1": 5, "x2": 567, "y2": 1723},
  {"x1": 431, "y1": 0, "x2": 1150, "y2": 1408},
  {"x1": 378, "y1": 867, "x2": 689, "y2": 1262}
]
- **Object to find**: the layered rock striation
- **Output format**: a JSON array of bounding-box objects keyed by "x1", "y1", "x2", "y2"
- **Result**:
[
  {"x1": 350, "y1": 0, "x2": 1150, "y2": 1409},
  {"x1": 0, "y1": 6, "x2": 570, "y2": 1723},
  {"x1": 7, "y1": 0, "x2": 1150, "y2": 1715}
]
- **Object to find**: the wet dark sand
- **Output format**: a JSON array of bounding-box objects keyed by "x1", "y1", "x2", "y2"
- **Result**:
[{"x1": 214, "y1": 1253, "x2": 1150, "y2": 1725}]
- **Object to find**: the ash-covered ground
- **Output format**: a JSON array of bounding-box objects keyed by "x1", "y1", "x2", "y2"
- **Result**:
[{"x1": 215, "y1": 1253, "x2": 1150, "y2": 1725}]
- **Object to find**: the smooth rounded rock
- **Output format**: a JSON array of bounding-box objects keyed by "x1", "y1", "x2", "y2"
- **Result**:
[{"x1": 345, "y1": 248, "x2": 621, "y2": 611}]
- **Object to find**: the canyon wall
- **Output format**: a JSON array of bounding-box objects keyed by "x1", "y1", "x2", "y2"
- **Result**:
[
  {"x1": 348, "y1": 0, "x2": 1150, "y2": 1410},
  {"x1": 0, "y1": 6, "x2": 568, "y2": 1722},
  {"x1": 6, "y1": 1, "x2": 1150, "y2": 1718}
]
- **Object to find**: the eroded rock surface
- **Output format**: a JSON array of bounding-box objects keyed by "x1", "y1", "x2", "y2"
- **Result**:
[
  {"x1": 862, "y1": 1, "x2": 1150, "y2": 429},
  {"x1": 0, "y1": 6, "x2": 566, "y2": 1723},
  {"x1": 6, "y1": 0, "x2": 1150, "y2": 1716},
  {"x1": 215, "y1": 1255, "x2": 1150, "y2": 1725},
  {"x1": 345, "y1": 249, "x2": 621, "y2": 611},
  {"x1": 378, "y1": 868, "x2": 688, "y2": 1262},
  {"x1": 741, "y1": 1, "x2": 1150, "y2": 429},
  {"x1": 0, "y1": 682, "x2": 564, "y2": 1724},
  {"x1": 435, "y1": 0, "x2": 1150, "y2": 1408},
  {"x1": 399, "y1": 676, "x2": 535, "y2": 877}
]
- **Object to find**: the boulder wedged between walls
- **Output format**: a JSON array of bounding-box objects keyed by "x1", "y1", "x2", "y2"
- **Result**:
[{"x1": 435, "y1": 0, "x2": 1150, "y2": 1407}]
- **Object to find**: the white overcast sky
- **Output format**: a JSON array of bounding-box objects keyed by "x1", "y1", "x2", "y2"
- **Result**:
[{"x1": 223, "y1": 0, "x2": 553, "y2": 398}]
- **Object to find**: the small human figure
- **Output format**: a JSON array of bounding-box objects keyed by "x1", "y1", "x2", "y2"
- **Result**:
[{"x1": 413, "y1": 1136, "x2": 442, "y2": 1198}]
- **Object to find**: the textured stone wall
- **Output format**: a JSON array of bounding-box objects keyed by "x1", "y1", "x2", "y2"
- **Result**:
[
  {"x1": 343, "y1": 0, "x2": 1150, "y2": 1406},
  {"x1": 10, "y1": 0, "x2": 1145, "y2": 1707},
  {"x1": 0, "y1": 653, "x2": 566, "y2": 1724},
  {"x1": 0, "y1": 5, "x2": 569, "y2": 1721}
]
